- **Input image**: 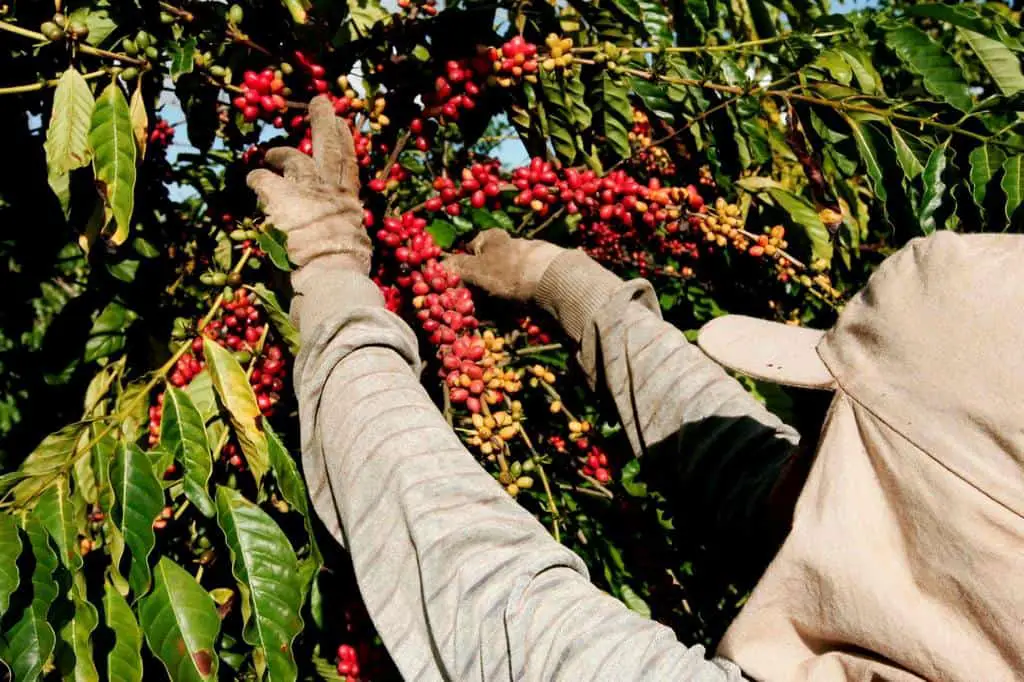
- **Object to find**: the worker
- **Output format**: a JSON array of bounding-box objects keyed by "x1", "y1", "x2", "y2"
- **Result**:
[{"x1": 246, "y1": 96, "x2": 1023, "y2": 681}]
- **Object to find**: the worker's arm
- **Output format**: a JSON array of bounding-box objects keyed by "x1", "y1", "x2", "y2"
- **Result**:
[
  {"x1": 450, "y1": 235, "x2": 801, "y2": 534},
  {"x1": 248, "y1": 97, "x2": 745, "y2": 681}
]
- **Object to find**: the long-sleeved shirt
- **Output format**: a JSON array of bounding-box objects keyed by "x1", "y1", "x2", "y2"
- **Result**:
[{"x1": 290, "y1": 250, "x2": 800, "y2": 680}]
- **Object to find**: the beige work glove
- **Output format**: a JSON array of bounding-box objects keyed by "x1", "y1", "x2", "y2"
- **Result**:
[
  {"x1": 246, "y1": 95, "x2": 371, "y2": 279},
  {"x1": 446, "y1": 229, "x2": 627, "y2": 342}
]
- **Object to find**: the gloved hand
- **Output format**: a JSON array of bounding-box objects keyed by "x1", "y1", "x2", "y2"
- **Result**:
[
  {"x1": 446, "y1": 229, "x2": 628, "y2": 343},
  {"x1": 246, "y1": 95, "x2": 371, "y2": 277},
  {"x1": 444, "y1": 229, "x2": 564, "y2": 302}
]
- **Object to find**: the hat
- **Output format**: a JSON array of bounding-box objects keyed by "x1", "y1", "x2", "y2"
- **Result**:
[{"x1": 702, "y1": 232, "x2": 1024, "y2": 680}]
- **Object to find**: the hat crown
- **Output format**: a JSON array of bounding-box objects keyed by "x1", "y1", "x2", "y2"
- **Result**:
[{"x1": 819, "y1": 231, "x2": 1024, "y2": 516}]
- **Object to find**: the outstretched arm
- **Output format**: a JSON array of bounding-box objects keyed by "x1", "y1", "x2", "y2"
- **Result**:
[
  {"x1": 450, "y1": 236, "x2": 802, "y2": 534},
  {"x1": 249, "y1": 96, "x2": 745, "y2": 681}
]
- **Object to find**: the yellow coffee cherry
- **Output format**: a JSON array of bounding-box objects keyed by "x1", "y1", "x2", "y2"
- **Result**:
[{"x1": 549, "y1": 400, "x2": 562, "y2": 414}]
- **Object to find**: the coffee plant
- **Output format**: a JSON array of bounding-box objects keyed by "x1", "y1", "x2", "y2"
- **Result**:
[{"x1": 2, "y1": 0, "x2": 1023, "y2": 679}]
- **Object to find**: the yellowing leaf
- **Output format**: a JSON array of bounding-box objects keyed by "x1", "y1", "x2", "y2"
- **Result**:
[
  {"x1": 129, "y1": 84, "x2": 148, "y2": 158},
  {"x1": 45, "y1": 68, "x2": 95, "y2": 176},
  {"x1": 89, "y1": 82, "x2": 137, "y2": 245},
  {"x1": 203, "y1": 339, "x2": 270, "y2": 485}
]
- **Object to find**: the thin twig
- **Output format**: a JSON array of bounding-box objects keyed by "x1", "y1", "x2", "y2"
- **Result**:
[
  {"x1": 0, "y1": 68, "x2": 107, "y2": 96},
  {"x1": 571, "y1": 29, "x2": 850, "y2": 55},
  {"x1": 0, "y1": 19, "x2": 149, "y2": 66},
  {"x1": 515, "y1": 342, "x2": 563, "y2": 356},
  {"x1": 159, "y1": 1, "x2": 194, "y2": 22}
]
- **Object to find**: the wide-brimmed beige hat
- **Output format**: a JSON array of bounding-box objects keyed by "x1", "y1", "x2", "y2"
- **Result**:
[{"x1": 697, "y1": 232, "x2": 1024, "y2": 680}]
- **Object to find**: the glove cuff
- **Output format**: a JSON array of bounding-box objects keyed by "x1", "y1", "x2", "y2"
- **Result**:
[
  {"x1": 290, "y1": 255, "x2": 385, "y2": 336},
  {"x1": 535, "y1": 250, "x2": 624, "y2": 342}
]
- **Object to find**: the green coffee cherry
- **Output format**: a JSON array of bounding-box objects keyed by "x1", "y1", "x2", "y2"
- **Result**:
[
  {"x1": 222, "y1": 286, "x2": 235, "y2": 302},
  {"x1": 228, "y1": 4, "x2": 244, "y2": 24},
  {"x1": 145, "y1": 46, "x2": 159, "y2": 60},
  {"x1": 521, "y1": 458, "x2": 536, "y2": 473},
  {"x1": 229, "y1": 229, "x2": 248, "y2": 241},
  {"x1": 516, "y1": 476, "x2": 534, "y2": 490},
  {"x1": 509, "y1": 461, "x2": 522, "y2": 478},
  {"x1": 210, "y1": 65, "x2": 226, "y2": 78},
  {"x1": 68, "y1": 20, "x2": 89, "y2": 40},
  {"x1": 245, "y1": 229, "x2": 260, "y2": 240},
  {"x1": 40, "y1": 22, "x2": 64, "y2": 41},
  {"x1": 123, "y1": 38, "x2": 138, "y2": 55},
  {"x1": 280, "y1": 62, "x2": 294, "y2": 75},
  {"x1": 233, "y1": 350, "x2": 252, "y2": 365},
  {"x1": 160, "y1": 11, "x2": 175, "y2": 23},
  {"x1": 53, "y1": 13, "x2": 66, "y2": 26},
  {"x1": 120, "y1": 67, "x2": 139, "y2": 81},
  {"x1": 135, "y1": 31, "x2": 151, "y2": 49}
]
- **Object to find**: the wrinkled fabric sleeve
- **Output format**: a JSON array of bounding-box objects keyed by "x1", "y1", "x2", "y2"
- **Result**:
[
  {"x1": 535, "y1": 251, "x2": 801, "y2": 531},
  {"x1": 291, "y1": 267, "x2": 745, "y2": 681}
]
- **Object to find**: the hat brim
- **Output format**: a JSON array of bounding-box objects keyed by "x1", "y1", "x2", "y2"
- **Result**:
[{"x1": 697, "y1": 315, "x2": 836, "y2": 391}]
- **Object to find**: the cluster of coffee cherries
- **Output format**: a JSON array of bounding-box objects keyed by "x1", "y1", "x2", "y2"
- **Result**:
[
  {"x1": 441, "y1": 331, "x2": 521, "y2": 414},
  {"x1": 489, "y1": 36, "x2": 540, "y2": 86},
  {"x1": 147, "y1": 118, "x2": 175, "y2": 153},
  {"x1": 422, "y1": 54, "x2": 491, "y2": 121},
  {"x1": 629, "y1": 108, "x2": 675, "y2": 176},
  {"x1": 540, "y1": 33, "x2": 575, "y2": 72},
  {"x1": 423, "y1": 162, "x2": 505, "y2": 215},
  {"x1": 395, "y1": 0, "x2": 438, "y2": 15},
  {"x1": 518, "y1": 316, "x2": 553, "y2": 345},
  {"x1": 234, "y1": 68, "x2": 289, "y2": 123},
  {"x1": 336, "y1": 643, "x2": 362, "y2": 680}
]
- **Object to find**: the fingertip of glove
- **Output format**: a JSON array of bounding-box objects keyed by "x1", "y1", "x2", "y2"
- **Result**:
[{"x1": 469, "y1": 228, "x2": 510, "y2": 253}]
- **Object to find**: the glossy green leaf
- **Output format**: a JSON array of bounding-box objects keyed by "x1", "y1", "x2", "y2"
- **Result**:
[
  {"x1": 169, "y1": 38, "x2": 197, "y2": 81},
  {"x1": 203, "y1": 339, "x2": 270, "y2": 485},
  {"x1": 110, "y1": 442, "x2": 163, "y2": 596},
  {"x1": 35, "y1": 479, "x2": 82, "y2": 572},
  {"x1": 266, "y1": 425, "x2": 321, "y2": 563},
  {"x1": 968, "y1": 144, "x2": 1006, "y2": 208},
  {"x1": 250, "y1": 284, "x2": 300, "y2": 355},
  {"x1": 0, "y1": 513, "x2": 21, "y2": 614},
  {"x1": 1001, "y1": 154, "x2": 1024, "y2": 222},
  {"x1": 890, "y1": 127, "x2": 927, "y2": 181},
  {"x1": 216, "y1": 487, "x2": 304, "y2": 681},
  {"x1": 885, "y1": 27, "x2": 972, "y2": 112},
  {"x1": 960, "y1": 30, "x2": 1024, "y2": 96},
  {"x1": 139, "y1": 558, "x2": 220, "y2": 682},
  {"x1": 619, "y1": 459, "x2": 647, "y2": 498},
  {"x1": 847, "y1": 118, "x2": 889, "y2": 204},
  {"x1": 56, "y1": 590, "x2": 100, "y2": 682},
  {"x1": 917, "y1": 145, "x2": 948, "y2": 235},
  {"x1": 811, "y1": 49, "x2": 852, "y2": 85},
  {"x1": 104, "y1": 581, "x2": 144, "y2": 682},
  {"x1": 257, "y1": 227, "x2": 293, "y2": 272},
  {"x1": 89, "y1": 82, "x2": 137, "y2": 245},
  {"x1": 619, "y1": 584, "x2": 651, "y2": 619},
  {"x1": 837, "y1": 47, "x2": 884, "y2": 95},
  {"x1": 45, "y1": 68, "x2": 95, "y2": 176},
  {"x1": 426, "y1": 220, "x2": 456, "y2": 249},
  {"x1": 183, "y1": 370, "x2": 219, "y2": 426},
  {"x1": 160, "y1": 388, "x2": 215, "y2": 518},
  {"x1": 343, "y1": 0, "x2": 389, "y2": 40},
  {"x1": 767, "y1": 188, "x2": 833, "y2": 264},
  {"x1": 1, "y1": 518, "x2": 58, "y2": 682},
  {"x1": 903, "y1": 3, "x2": 992, "y2": 36},
  {"x1": 636, "y1": 0, "x2": 673, "y2": 46},
  {"x1": 3, "y1": 425, "x2": 85, "y2": 503},
  {"x1": 84, "y1": 301, "x2": 137, "y2": 363},
  {"x1": 540, "y1": 73, "x2": 578, "y2": 164},
  {"x1": 596, "y1": 72, "x2": 633, "y2": 160}
]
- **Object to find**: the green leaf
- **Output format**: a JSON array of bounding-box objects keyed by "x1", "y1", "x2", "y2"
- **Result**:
[
  {"x1": 266, "y1": 425, "x2": 320, "y2": 560},
  {"x1": 426, "y1": 220, "x2": 456, "y2": 249},
  {"x1": 110, "y1": 442, "x2": 163, "y2": 596},
  {"x1": 837, "y1": 47, "x2": 884, "y2": 95},
  {"x1": 104, "y1": 581, "x2": 144, "y2": 682},
  {"x1": 0, "y1": 513, "x2": 21, "y2": 614},
  {"x1": 216, "y1": 487, "x2": 304, "y2": 681},
  {"x1": 885, "y1": 27, "x2": 973, "y2": 112},
  {"x1": 636, "y1": 0, "x2": 673, "y2": 46},
  {"x1": 35, "y1": 480, "x2": 82, "y2": 572},
  {"x1": 69, "y1": 6, "x2": 116, "y2": 46},
  {"x1": 847, "y1": 118, "x2": 890, "y2": 204},
  {"x1": 968, "y1": 144, "x2": 1006, "y2": 208},
  {"x1": 1, "y1": 518, "x2": 59, "y2": 682},
  {"x1": 619, "y1": 584, "x2": 651, "y2": 619},
  {"x1": 45, "y1": 68, "x2": 95, "y2": 176},
  {"x1": 258, "y1": 227, "x2": 293, "y2": 272},
  {"x1": 343, "y1": 0, "x2": 389, "y2": 40},
  {"x1": 903, "y1": 4, "x2": 991, "y2": 36},
  {"x1": 49, "y1": 165, "x2": 72, "y2": 219},
  {"x1": 84, "y1": 301, "x2": 136, "y2": 363},
  {"x1": 890, "y1": 126, "x2": 927, "y2": 181},
  {"x1": 250, "y1": 284, "x2": 300, "y2": 356},
  {"x1": 917, "y1": 144, "x2": 949, "y2": 235},
  {"x1": 203, "y1": 339, "x2": 270, "y2": 485},
  {"x1": 811, "y1": 49, "x2": 852, "y2": 85},
  {"x1": 2, "y1": 425, "x2": 85, "y2": 503},
  {"x1": 596, "y1": 72, "x2": 633, "y2": 160},
  {"x1": 1001, "y1": 154, "x2": 1024, "y2": 222},
  {"x1": 139, "y1": 558, "x2": 220, "y2": 682},
  {"x1": 169, "y1": 38, "x2": 197, "y2": 81},
  {"x1": 89, "y1": 82, "x2": 137, "y2": 245},
  {"x1": 619, "y1": 459, "x2": 647, "y2": 497},
  {"x1": 129, "y1": 84, "x2": 148, "y2": 158},
  {"x1": 767, "y1": 188, "x2": 833, "y2": 264},
  {"x1": 960, "y1": 29, "x2": 1024, "y2": 96},
  {"x1": 160, "y1": 388, "x2": 215, "y2": 518},
  {"x1": 56, "y1": 590, "x2": 100, "y2": 682},
  {"x1": 539, "y1": 74, "x2": 578, "y2": 164}
]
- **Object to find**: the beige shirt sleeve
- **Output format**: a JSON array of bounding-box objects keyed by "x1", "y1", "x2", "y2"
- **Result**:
[
  {"x1": 536, "y1": 251, "x2": 801, "y2": 534},
  {"x1": 290, "y1": 260, "x2": 746, "y2": 681}
]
